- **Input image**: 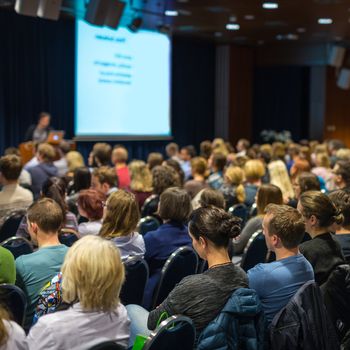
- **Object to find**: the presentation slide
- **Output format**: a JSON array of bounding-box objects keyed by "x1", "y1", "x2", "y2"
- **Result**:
[{"x1": 75, "y1": 20, "x2": 171, "y2": 138}]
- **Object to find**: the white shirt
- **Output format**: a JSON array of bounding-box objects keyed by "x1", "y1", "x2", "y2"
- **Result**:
[
  {"x1": 26, "y1": 303, "x2": 130, "y2": 350},
  {"x1": 0, "y1": 320, "x2": 27, "y2": 350},
  {"x1": 78, "y1": 220, "x2": 102, "y2": 237}
]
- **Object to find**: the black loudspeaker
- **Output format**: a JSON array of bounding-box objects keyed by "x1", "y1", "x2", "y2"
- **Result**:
[
  {"x1": 37, "y1": 0, "x2": 63, "y2": 20},
  {"x1": 15, "y1": 0, "x2": 40, "y2": 17},
  {"x1": 85, "y1": 0, "x2": 125, "y2": 28},
  {"x1": 337, "y1": 68, "x2": 350, "y2": 90},
  {"x1": 328, "y1": 46, "x2": 346, "y2": 68}
]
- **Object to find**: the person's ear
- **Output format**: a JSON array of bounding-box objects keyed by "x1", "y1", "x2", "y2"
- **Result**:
[
  {"x1": 102, "y1": 182, "x2": 110, "y2": 193},
  {"x1": 310, "y1": 214, "x2": 318, "y2": 227},
  {"x1": 199, "y1": 236, "x2": 207, "y2": 248}
]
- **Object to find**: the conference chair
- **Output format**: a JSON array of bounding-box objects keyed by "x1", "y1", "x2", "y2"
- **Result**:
[
  {"x1": 228, "y1": 203, "x2": 248, "y2": 227},
  {"x1": 1, "y1": 237, "x2": 33, "y2": 259},
  {"x1": 141, "y1": 195, "x2": 159, "y2": 218},
  {"x1": 58, "y1": 228, "x2": 79, "y2": 247},
  {"x1": 249, "y1": 203, "x2": 258, "y2": 219},
  {"x1": 137, "y1": 216, "x2": 160, "y2": 236},
  {"x1": 151, "y1": 246, "x2": 198, "y2": 309},
  {"x1": 240, "y1": 230, "x2": 268, "y2": 272},
  {"x1": 0, "y1": 284, "x2": 27, "y2": 326},
  {"x1": 88, "y1": 341, "x2": 125, "y2": 350},
  {"x1": 0, "y1": 209, "x2": 26, "y2": 242},
  {"x1": 143, "y1": 315, "x2": 195, "y2": 350},
  {"x1": 120, "y1": 257, "x2": 149, "y2": 306}
]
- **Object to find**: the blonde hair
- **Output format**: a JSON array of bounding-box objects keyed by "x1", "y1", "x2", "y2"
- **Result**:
[
  {"x1": 336, "y1": 148, "x2": 350, "y2": 161},
  {"x1": 315, "y1": 152, "x2": 330, "y2": 168},
  {"x1": 243, "y1": 159, "x2": 265, "y2": 181},
  {"x1": 212, "y1": 138, "x2": 229, "y2": 157},
  {"x1": 61, "y1": 235, "x2": 125, "y2": 312},
  {"x1": 38, "y1": 143, "x2": 55, "y2": 162},
  {"x1": 66, "y1": 151, "x2": 85, "y2": 172},
  {"x1": 129, "y1": 160, "x2": 153, "y2": 192},
  {"x1": 99, "y1": 190, "x2": 140, "y2": 238},
  {"x1": 191, "y1": 157, "x2": 208, "y2": 176},
  {"x1": 225, "y1": 166, "x2": 245, "y2": 203},
  {"x1": 112, "y1": 146, "x2": 128, "y2": 163},
  {"x1": 268, "y1": 160, "x2": 294, "y2": 199}
]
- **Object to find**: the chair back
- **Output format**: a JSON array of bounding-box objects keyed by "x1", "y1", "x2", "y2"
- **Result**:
[
  {"x1": 88, "y1": 341, "x2": 125, "y2": 350},
  {"x1": 0, "y1": 284, "x2": 27, "y2": 326},
  {"x1": 0, "y1": 210, "x2": 26, "y2": 242},
  {"x1": 152, "y1": 246, "x2": 198, "y2": 309},
  {"x1": 120, "y1": 257, "x2": 149, "y2": 305},
  {"x1": 141, "y1": 195, "x2": 159, "y2": 217},
  {"x1": 249, "y1": 203, "x2": 257, "y2": 219},
  {"x1": 1, "y1": 237, "x2": 33, "y2": 259},
  {"x1": 137, "y1": 216, "x2": 160, "y2": 236},
  {"x1": 59, "y1": 229, "x2": 79, "y2": 247},
  {"x1": 228, "y1": 203, "x2": 248, "y2": 227},
  {"x1": 143, "y1": 315, "x2": 195, "y2": 350},
  {"x1": 240, "y1": 230, "x2": 268, "y2": 272}
]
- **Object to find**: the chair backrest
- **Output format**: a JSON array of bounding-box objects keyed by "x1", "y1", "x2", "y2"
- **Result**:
[
  {"x1": 228, "y1": 203, "x2": 248, "y2": 227},
  {"x1": 240, "y1": 230, "x2": 268, "y2": 272},
  {"x1": 88, "y1": 341, "x2": 125, "y2": 350},
  {"x1": 152, "y1": 246, "x2": 198, "y2": 309},
  {"x1": 0, "y1": 210, "x2": 26, "y2": 242},
  {"x1": 143, "y1": 315, "x2": 195, "y2": 350},
  {"x1": 249, "y1": 203, "x2": 257, "y2": 219},
  {"x1": 137, "y1": 216, "x2": 160, "y2": 236},
  {"x1": 1, "y1": 237, "x2": 33, "y2": 259},
  {"x1": 120, "y1": 257, "x2": 149, "y2": 306},
  {"x1": 59, "y1": 229, "x2": 79, "y2": 247},
  {"x1": 0, "y1": 284, "x2": 27, "y2": 326},
  {"x1": 141, "y1": 195, "x2": 159, "y2": 218}
]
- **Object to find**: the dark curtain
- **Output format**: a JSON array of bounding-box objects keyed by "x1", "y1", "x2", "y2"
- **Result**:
[
  {"x1": 253, "y1": 66, "x2": 310, "y2": 143},
  {"x1": 0, "y1": 10, "x2": 216, "y2": 159}
]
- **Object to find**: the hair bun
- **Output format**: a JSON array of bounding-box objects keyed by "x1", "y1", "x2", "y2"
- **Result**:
[
  {"x1": 219, "y1": 216, "x2": 241, "y2": 239},
  {"x1": 334, "y1": 212, "x2": 344, "y2": 225}
]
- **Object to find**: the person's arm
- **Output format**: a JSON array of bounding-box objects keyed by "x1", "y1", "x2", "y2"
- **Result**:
[
  {"x1": 27, "y1": 320, "x2": 56, "y2": 349},
  {"x1": 247, "y1": 264, "x2": 266, "y2": 299}
]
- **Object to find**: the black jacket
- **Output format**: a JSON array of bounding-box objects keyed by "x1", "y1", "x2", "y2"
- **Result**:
[{"x1": 269, "y1": 281, "x2": 339, "y2": 350}]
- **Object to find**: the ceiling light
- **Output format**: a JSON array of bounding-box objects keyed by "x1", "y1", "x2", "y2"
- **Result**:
[
  {"x1": 226, "y1": 23, "x2": 240, "y2": 30},
  {"x1": 318, "y1": 18, "x2": 333, "y2": 24},
  {"x1": 297, "y1": 27, "x2": 306, "y2": 33},
  {"x1": 244, "y1": 15, "x2": 255, "y2": 20},
  {"x1": 262, "y1": 2, "x2": 278, "y2": 9},
  {"x1": 165, "y1": 10, "x2": 178, "y2": 16}
]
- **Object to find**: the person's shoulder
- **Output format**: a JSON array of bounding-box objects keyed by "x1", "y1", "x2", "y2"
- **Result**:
[
  {"x1": 247, "y1": 262, "x2": 270, "y2": 278},
  {"x1": 0, "y1": 246, "x2": 15, "y2": 261}
]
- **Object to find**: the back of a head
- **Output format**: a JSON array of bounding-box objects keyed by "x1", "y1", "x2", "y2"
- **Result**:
[
  {"x1": 189, "y1": 206, "x2": 241, "y2": 248},
  {"x1": 315, "y1": 152, "x2": 330, "y2": 168},
  {"x1": 265, "y1": 203, "x2": 305, "y2": 249},
  {"x1": 257, "y1": 184, "x2": 283, "y2": 215},
  {"x1": 165, "y1": 142, "x2": 179, "y2": 157},
  {"x1": 38, "y1": 143, "x2": 55, "y2": 163},
  {"x1": 212, "y1": 152, "x2": 227, "y2": 172},
  {"x1": 164, "y1": 159, "x2": 185, "y2": 186},
  {"x1": 0, "y1": 155, "x2": 22, "y2": 181},
  {"x1": 199, "y1": 188, "x2": 225, "y2": 209},
  {"x1": 66, "y1": 151, "x2": 85, "y2": 172},
  {"x1": 78, "y1": 189, "x2": 105, "y2": 221},
  {"x1": 191, "y1": 157, "x2": 208, "y2": 176},
  {"x1": 328, "y1": 190, "x2": 350, "y2": 228},
  {"x1": 129, "y1": 160, "x2": 153, "y2": 192},
  {"x1": 93, "y1": 166, "x2": 118, "y2": 189},
  {"x1": 159, "y1": 187, "x2": 192, "y2": 223},
  {"x1": 336, "y1": 160, "x2": 350, "y2": 186},
  {"x1": 152, "y1": 165, "x2": 179, "y2": 195},
  {"x1": 272, "y1": 142, "x2": 286, "y2": 160},
  {"x1": 61, "y1": 235, "x2": 124, "y2": 312},
  {"x1": 4, "y1": 147, "x2": 20, "y2": 157},
  {"x1": 73, "y1": 167, "x2": 91, "y2": 192},
  {"x1": 58, "y1": 140, "x2": 71, "y2": 155},
  {"x1": 244, "y1": 159, "x2": 265, "y2": 182},
  {"x1": 92, "y1": 143, "x2": 112, "y2": 166},
  {"x1": 299, "y1": 191, "x2": 343, "y2": 228},
  {"x1": 112, "y1": 145, "x2": 128, "y2": 164},
  {"x1": 225, "y1": 166, "x2": 244, "y2": 186},
  {"x1": 27, "y1": 198, "x2": 64, "y2": 233},
  {"x1": 99, "y1": 190, "x2": 139, "y2": 238},
  {"x1": 297, "y1": 172, "x2": 320, "y2": 194},
  {"x1": 147, "y1": 152, "x2": 164, "y2": 170},
  {"x1": 200, "y1": 140, "x2": 212, "y2": 159},
  {"x1": 41, "y1": 177, "x2": 67, "y2": 215}
]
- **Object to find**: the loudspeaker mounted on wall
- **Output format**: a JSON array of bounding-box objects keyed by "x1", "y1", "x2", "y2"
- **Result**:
[
  {"x1": 337, "y1": 68, "x2": 350, "y2": 90},
  {"x1": 328, "y1": 46, "x2": 346, "y2": 68},
  {"x1": 37, "y1": 0, "x2": 63, "y2": 21}
]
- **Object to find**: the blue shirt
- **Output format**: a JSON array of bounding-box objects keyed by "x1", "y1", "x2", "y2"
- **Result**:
[{"x1": 248, "y1": 254, "x2": 314, "y2": 323}]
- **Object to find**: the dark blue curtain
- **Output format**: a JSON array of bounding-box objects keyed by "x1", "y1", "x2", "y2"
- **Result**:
[
  {"x1": 0, "y1": 11, "x2": 215, "y2": 160},
  {"x1": 253, "y1": 66, "x2": 310, "y2": 143}
]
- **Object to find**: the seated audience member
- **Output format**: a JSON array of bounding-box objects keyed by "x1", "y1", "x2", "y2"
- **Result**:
[
  {"x1": 298, "y1": 191, "x2": 345, "y2": 285},
  {"x1": 129, "y1": 160, "x2": 153, "y2": 209},
  {"x1": 143, "y1": 188, "x2": 192, "y2": 308},
  {"x1": 165, "y1": 142, "x2": 182, "y2": 164},
  {"x1": 312, "y1": 152, "x2": 334, "y2": 191},
  {"x1": 24, "y1": 112, "x2": 52, "y2": 143},
  {"x1": 16, "y1": 177, "x2": 78, "y2": 238},
  {"x1": 77, "y1": 189, "x2": 105, "y2": 236},
  {"x1": 248, "y1": 204, "x2": 314, "y2": 323},
  {"x1": 53, "y1": 140, "x2": 70, "y2": 177},
  {"x1": 147, "y1": 152, "x2": 164, "y2": 171},
  {"x1": 23, "y1": 142, "x2": 40, "y2": 171},
  {"x1": 4, "y1": 147, "x2": 32, "y2": 187},
  {"x1": 236, "y1": 138, "x2": 250, "y2": 157},
  {"x1": 184, "y1": 157, "x2": 208, "y2": 199},
  {"x1": 332, "y1": 160, "x2": 350, "y2": 192},
  {"x1": 65, "y1": 151, "x2": 85, "y2": 178},
  {"x1": 207, "y1": 152, "x2": 226, "y2": 190},
  {"x1": 199, "y1": 140, "x2": 212, "y2": 160},
  {"x1": 88, "y1": 143, "x2": 112, "y2": 168},
  {"x1": 180, "y1": 145, "x2": 196, "y2": 181},
  {"x1": 212, "y1": 138, "x2": 228, "y2": 157},
  {"x1": 243, "y1": 159, "x2": 266, "y2": 207},
  {"x1": 196, "y1": 188, "x2": 225, "y2": 210},
  {"x1": 0, "y1": 305, "x2": 26, "y2": 350},
  {"x1": 290, "y1": 172, "x2": 321, "y2": 207},
  {"x1": 163, "y1": 159, "x2": 185, "y2": 187},
  {"x1": 99, "y1": 190, "x2": 145, "y2": 261},
  {"x1": 233, "y1": 184, "x2": 283, "y2": 255},
  {"x1": 219, "y1": 165, "x2": 246, "y2": 210},
  {"x1": 127, "y1": 206, "x2": 247, "y2": 344},
  {"x1": 0, "y1": 155, "x2": 33, "y2": 223},
  {"x1": 28, "y1": 143, "x2": 58, "y2": 199},
  {"x1": 0, "y1": 246, "x2": 15, "y2": 284},
  {"x1": 328, "y1": 190, "x2": 350, "y2": 262},
  {"x1": 91, "y1": 166, "x2": 118, "y2": 197},
  {"x1": 111, "y1": 145, "x2": 131, "y2": 189},
  {"x1": 27, "y1": 235, "x2": 130, "y2": 349},
  {"x1": 16, "y1": 198, "x2": 68, "y2": 330}
]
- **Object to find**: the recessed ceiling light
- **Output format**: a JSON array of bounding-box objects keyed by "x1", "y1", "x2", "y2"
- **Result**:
[
  {"x1": 165, "y1": 10, "x2": 179, "y2": 16},
  {"x1": 244, "y1": 14, "x2": 255, "y2": 20},
  {"x1": 226, "y1": 23, "x2": 240, "y2": 30},
  {"x1": 262, "y1": 2, "x2": 278, "y2": 9},
  {"x1": 297, "y1": 27, "x2": 306, "y2": 33},
  {"x1": 318, "y1": 18, "x2": 333, "y2": 24}
]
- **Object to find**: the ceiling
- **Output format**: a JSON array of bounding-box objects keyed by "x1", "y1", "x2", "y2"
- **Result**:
[{"x1": 2, "y1": 0, "x2": 350, "y2": 46}]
